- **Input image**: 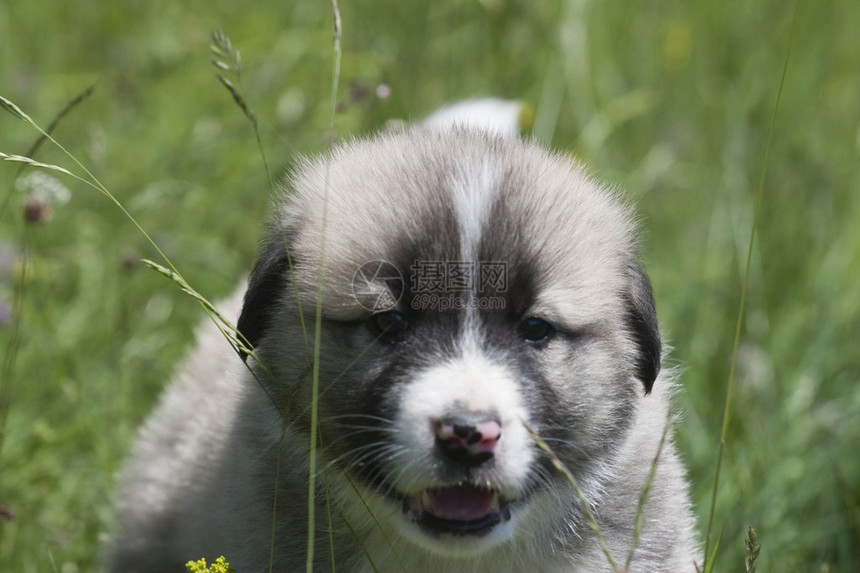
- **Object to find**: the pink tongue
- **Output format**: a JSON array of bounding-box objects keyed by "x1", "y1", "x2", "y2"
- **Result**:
[{"x1": 424, "y1": 484, "x2": 496, "y2": 521}]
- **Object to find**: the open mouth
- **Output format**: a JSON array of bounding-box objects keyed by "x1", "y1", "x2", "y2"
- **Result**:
[{"x1": 402, "y1": 483, "x2": 512, "y2": 536}]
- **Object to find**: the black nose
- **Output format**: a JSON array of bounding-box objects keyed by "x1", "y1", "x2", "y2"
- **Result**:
[{"x1": 434, "y1": 417, "x2": 502, "y2": 468}]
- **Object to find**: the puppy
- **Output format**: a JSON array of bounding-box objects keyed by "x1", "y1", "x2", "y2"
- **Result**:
[{"x1": 109, "y1": 117, "x2": 698, "y2": 572}]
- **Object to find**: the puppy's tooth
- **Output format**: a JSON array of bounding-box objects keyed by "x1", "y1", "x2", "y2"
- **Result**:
[{"x1": 490, "y1": 492, "x2": 500, "y2": 512}]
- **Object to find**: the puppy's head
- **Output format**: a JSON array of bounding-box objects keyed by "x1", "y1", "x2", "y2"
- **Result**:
[{"x1": 237, "y1": 128, "x2": 660, "y2": 555}]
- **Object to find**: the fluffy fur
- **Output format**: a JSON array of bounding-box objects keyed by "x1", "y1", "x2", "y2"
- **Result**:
[{"x1": 108, "y1": 127, "x2": 698, "y2": 572}]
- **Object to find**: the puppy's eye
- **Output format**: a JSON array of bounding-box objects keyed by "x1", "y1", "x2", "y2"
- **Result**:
[
  {"x1": 519, "y1": 317, "x2": 555, "y2": 345},
  {"x1": 369, "y1": 311, "x2": 408, "y2": 337}
]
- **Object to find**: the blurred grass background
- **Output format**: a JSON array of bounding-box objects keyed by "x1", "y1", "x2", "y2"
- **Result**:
[{"x1": 1, "y1": 0, "x2": 858, "y2": 571}]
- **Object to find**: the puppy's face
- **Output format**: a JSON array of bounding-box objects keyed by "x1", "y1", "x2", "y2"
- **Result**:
[{"x1": 238, "y1": 129, "x2": 660, "y2": 555}]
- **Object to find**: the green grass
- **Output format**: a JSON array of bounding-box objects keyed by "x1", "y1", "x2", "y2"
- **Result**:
[{"x1": 1, "y1": 0, "x2": 859, "y2": 571}]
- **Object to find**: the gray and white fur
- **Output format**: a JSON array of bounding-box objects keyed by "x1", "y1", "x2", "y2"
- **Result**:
[{"x1": 108, "y1": 122, "x2": 698, "y2": 572}]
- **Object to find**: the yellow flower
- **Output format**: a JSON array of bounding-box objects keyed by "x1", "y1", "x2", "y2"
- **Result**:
[{"x1": 185, "y1": 556, "x2": 236, "y2": 573}]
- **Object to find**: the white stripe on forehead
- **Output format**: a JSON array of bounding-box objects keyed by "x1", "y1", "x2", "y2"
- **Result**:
[
  {"x1": 449, "y1": 156, "x2": 499, "y2": 263},
  {"x1": 448, "y1": 155, "x2": 501, "y2": 338}
]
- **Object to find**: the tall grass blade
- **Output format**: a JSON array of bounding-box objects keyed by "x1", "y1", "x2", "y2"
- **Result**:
[
  {"x1": 340, "y1": 508, "x2": 380, "y2": 573},
  {"x1": 321, "y1": 434, "x2": 337, "y2": 573},
  {"x1": 139, "y1": 259, "x2": 250, "y2": 352},
  {"x1": 0, "y1": 153, "x2": 74, "y2": 176},
  {"x1": 18, "y1": 83, "x2": 97, "y2": 175},
  {"x1": 139, "y1": 258, "x2": 278, "y2": 407},
  {"x1": 342, "y1": 472, "x2": 407, "y2": 572},
  {"x1": 522, "y1": 420, "x2": 617, "y2": 570},
  {"x1": 0, "y1": 95, "x2": 34, "y2": 123},
  {"x1": 210, "y1": 30, "x2": 272, "y2": 189},
  {"x1": 1, "y1": 87, "x2": 95, "y2": 461},
  {"x1": 306, "y1": 3, "x2": 342, "y2": 571},
  {"x1": 624, "y1": 408, "x2": 674, "y2": 570},
  {"x1": 702, "y1": 0, "x2": 800, "y2": 563},
  {"x1": 0, "y1": 94, "x2": 185, "y2": 285},
  {"x1": 0, "y1": 84, "x2": 95, "y2": 218},
  {"x1": 702, "y1": 529, "x2": 722, "y2": 573}
]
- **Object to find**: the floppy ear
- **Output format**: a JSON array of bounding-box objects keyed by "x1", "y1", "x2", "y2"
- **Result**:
[
  {"x1": 625, "y1": 262, "x2": 662, "y2": 394},
  {"x1": 236, "y1": 234, "x2": 291, "y2": 361}
]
